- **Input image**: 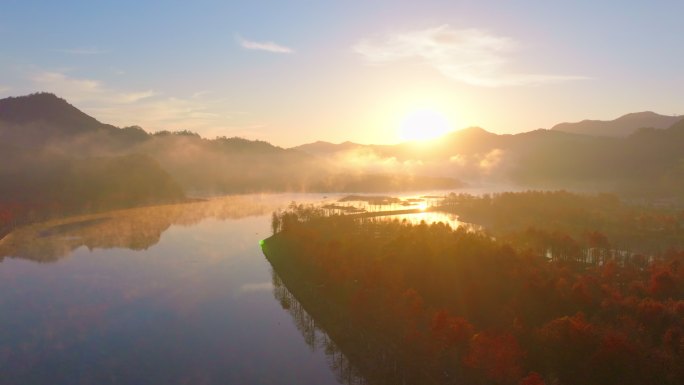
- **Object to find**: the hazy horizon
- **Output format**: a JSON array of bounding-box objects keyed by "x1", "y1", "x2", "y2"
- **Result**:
[{"x1": 6, "y1": 91, "x2": 684, "y2": 147}]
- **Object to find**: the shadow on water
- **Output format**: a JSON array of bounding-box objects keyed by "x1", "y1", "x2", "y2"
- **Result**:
[
  {"x1": 264, "y1": 238, "x2": 429, "y2": 385},
  {"x1": 0, "y1": 195, "x2": 285, "y2": 263},
  {"x1": 270, "y1": 271, "x2": 370, "y2": 385}
]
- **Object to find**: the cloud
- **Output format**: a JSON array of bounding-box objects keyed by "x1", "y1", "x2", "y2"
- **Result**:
[
  {"x1": 28, "y1": 70, "x2": 255, "y2": 136},
  {"x1": 52, "y1": 47, "x2": 109, "y2": 55},
  {"x1": 330, "y1": 147, "x2": 428, "y2": 175},
  {"x1": 0, "y1": 85, "x2": 10, "y2": 94},
  {"x1": 236, "y1": 35, "x2": 294, "y2": 54},
  {"x1": 31, "y1": 71, "x2": 156, "y2": 104},
  {"x1": 479, "y1": 148, "x2": 504, "y2": 172},
  {"x1": 449, "y1": 154, "x2": 467, "y2": 167},
  {"x1": 353, "y1": 25, "x2": 586, "y2": 87}
]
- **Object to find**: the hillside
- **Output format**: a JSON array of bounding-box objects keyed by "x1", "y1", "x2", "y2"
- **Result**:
[
  {"x1": 551, "y1": 111, "x2": 683, "y2": 137},
  {"x1": 0, "y1": 94, "x2": 464, "y2": 204},
  {"x1": 0, "y1": 93, "x2": 111, "y2": 133},
  {"x1": 0, "y1": 93, "x2": 150, "y2": 150},
  {"x1": 5, "y1": 92, "x2": 684, "y2": 209},
  {"x1": 291, "y1": 122, "x2": 684, "y2": 199}
]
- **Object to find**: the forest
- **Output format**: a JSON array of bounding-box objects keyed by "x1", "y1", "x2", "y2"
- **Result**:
[
  {"x1": 263, "y1": 193, "x2": 684, "y2": 385},
  {"x1": 0, "y1": 152, "x2": 186, "y2": 239},
  {"x1": 437, "y1": 191, "x2": 684, "y2": 255}
]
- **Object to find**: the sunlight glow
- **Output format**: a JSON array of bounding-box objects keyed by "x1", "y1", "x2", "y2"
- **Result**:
[{"x1": 398, "y1": 108, "x2": 453, "y2": 142}]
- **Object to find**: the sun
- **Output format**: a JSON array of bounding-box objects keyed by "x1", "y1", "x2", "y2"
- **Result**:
[{"x1": 398, "y1": 108, "x2": 453, "y2": 142}]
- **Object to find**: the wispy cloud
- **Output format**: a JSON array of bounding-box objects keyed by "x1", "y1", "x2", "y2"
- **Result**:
[
  {"x1": 28, "y1": 70, "x2": 254, "y2": 136},
  {"x1": 236, "y1": 35, "x2": 294, "y2": 54},
  {"x1": 31, "y1": 71, "x2": 156, "y2": 104},
  {"x1": 52, "y1": 47, "x2": 109, "y2": 55},
  {"x1": 353, "y1": 25, "x2": 586, "y2": 87},
  {"x1": 0, "y1": 85, "x2": 10, "y2": 95}
]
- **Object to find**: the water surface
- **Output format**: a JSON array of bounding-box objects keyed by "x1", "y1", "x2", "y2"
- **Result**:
[{"x1": 0, "y1": 192, "x2": 466, "y2": 385}]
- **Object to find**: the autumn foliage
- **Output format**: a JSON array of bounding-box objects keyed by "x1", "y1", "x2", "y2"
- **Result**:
[{"x1": 266, "y1": 198, "x2": 684, "y2": 385}]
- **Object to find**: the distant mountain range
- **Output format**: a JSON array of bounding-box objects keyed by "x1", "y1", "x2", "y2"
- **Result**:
[
  {"x1": 293, "y1": 116, "x2": 684, "y2": 199},
  {"x1": 0, "y1": 93, "x2": 465, "y2": 229},
  {"x1": 2, "y1": 91, "x2": 684, "y2": 229},
  {"x1": 550, "y1": 111, "x2": 683, "y2": 137},
  {"x1": 295, "y1": 111, "x2": 684, "y2": 156}
]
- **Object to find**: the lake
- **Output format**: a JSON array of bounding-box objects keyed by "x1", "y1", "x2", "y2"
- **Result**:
[{"x1": 0, "y1": 192, "x2": 465, "y2": 385}]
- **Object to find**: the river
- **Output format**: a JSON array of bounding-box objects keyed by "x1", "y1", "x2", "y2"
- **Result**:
[{"x1": 0, "y1": 192, "x2": 465, "y2": 385}]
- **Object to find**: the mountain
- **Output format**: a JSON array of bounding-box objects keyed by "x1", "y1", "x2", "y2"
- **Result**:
[
  {"x1": 0, "y1": 93, "x2": 150, "y2": 150},
  {"x1": 6, "y1": 91, "x2": 684, "y2": 218},
  {"x1": 0, "y1": 92, "x2": 110, "y2": 133},
  {"x1": 293, "y1": 127, "x2": 503, "y2": 165},
  {"x1": 551, "y1": 111, "x2": 683, "y2": 137},
  {"x1": 0, "y1": 93, "x2": 464, "y2": 232},
  {"x1": 0, "y1": 93, "x2": 328, "y2": 194},
  {"x1": 0, "y1": 95, "x2": 184, "y2": 201},
  {"x1": 291, "y1": 121, "x2": 684, "y2": 199}
]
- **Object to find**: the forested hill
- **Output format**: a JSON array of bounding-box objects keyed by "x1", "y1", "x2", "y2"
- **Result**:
[
  {"x1": 550, "y1": 111, "x2": 683, "y2": 137},
  {"x1": 0, "y1": 93, "x2": 464, "y2": 234},
  {"x1": 294, "y1": 119, "x2": 684, "y2": 199},
  {"x1": 0, "y1": 94, "x2": 187, "y2": 233},
  {"x1": 0, "y1": 93, "x2": 463, "y2": 194}
]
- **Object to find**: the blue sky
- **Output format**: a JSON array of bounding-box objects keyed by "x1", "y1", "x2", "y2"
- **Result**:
[{"x1": 1, "y1": 1, "x2": 683, "y2": 146}]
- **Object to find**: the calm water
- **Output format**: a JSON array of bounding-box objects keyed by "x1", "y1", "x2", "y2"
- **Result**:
[{"x1": 0, "y1": 192, "x2": 465, "y2": 385}]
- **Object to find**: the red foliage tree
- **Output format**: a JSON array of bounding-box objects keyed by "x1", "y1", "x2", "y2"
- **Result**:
[
  {"x1": 464, "y1": 332, "x2": 525, "y2": 384},
  {"x1": 430, "y1": 310, "x2": 475, "y2": 351},
  {"x1": 649, "y1": 269, "x2": 677, "y2": 299},
  {"x1": 518, "y1": 372, "x2": 546, "y2": 385}
]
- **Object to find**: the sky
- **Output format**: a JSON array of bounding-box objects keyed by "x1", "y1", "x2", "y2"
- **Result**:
[{"x1": 1, "y1": 0, "x2": 683, "y2": 147}]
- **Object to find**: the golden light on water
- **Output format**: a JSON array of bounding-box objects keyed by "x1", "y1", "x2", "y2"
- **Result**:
[{"x1": 398, "y1": 108, "x2": 454, "y2": 142}]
